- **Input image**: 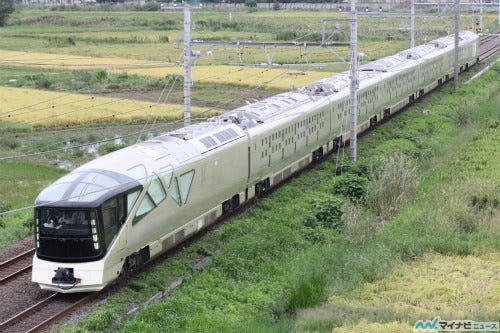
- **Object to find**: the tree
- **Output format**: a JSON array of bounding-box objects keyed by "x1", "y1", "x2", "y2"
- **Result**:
[
  {"x1": 244, "y1": 0, "x2": 257, "y2": 7},
  {"x1": 0, "y1": 0, "x2": 14, "y2": 27}
]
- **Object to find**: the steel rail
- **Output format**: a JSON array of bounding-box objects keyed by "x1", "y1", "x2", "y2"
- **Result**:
[
  {"x1": 0, "y1": 264, "x2": 32, "y2": 284},
  {"x1": 0, "y1": 248, "x2": 35, "y2": 284},
  {"x1": 26, "y1": 293, "x2": 94, "y2": 333},
  {"x1": 0, "y1": 293, "x2": 58, "y2": 331},
  {"x1": 0, "y1": 248, "x2": 35, "y2": 270}
]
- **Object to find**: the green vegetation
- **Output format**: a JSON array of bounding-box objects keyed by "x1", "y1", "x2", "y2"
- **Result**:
[
  {"x1": 0, "y1": 160, "x2": 65, "y2": 246},
  {"x1": 55, "y1": 63, "x2": 499, "y2": 332},
  {"x1": 2, "y1": 9, "x2": 498, "y2": 65},
  {"x1": 0, "y1": 0, "x2": 14, "y2": 27}
]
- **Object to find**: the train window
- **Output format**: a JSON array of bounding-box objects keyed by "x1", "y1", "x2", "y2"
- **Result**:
[
  {"x1": 102, "y1": 199, "x2": 118, "y2": 247},
  {"x1": 159, "y1": 165, "x2": 173, "y2": 188},
  {"x1": 128, "y1": 164, "x2": 147, "y2": 182},
  {"x1": 127, "y1": 190, "x2": 140, "y2": 214},
  {"x1": 178, "y1": 170, "x2": 195, "y2": 205},
  {"x1": 170, "y1": 178, "x2": 181, "y2": 206},
  {"x1": 134, "y1": 195, "x2": 155, "y2": 223},
  {"x1": 148, "y1": 175, "x2": 166, "y2": 206},
  {"x1": 82, "y1": 173, "x2": 120, "y2": 188}
]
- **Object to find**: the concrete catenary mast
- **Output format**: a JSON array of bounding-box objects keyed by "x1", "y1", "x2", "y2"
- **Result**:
[
  {"x1": 454, "y1": 0, "x2": 460, "y2": 91},
  {"x1": 184, "y1": 5, "x2": 192, "y2": 127},
  {"x1": 349, "y1": 0, "x2": 358, "y2": 162}
]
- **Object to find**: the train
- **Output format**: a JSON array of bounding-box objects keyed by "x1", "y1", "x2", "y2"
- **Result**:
[{"x1": 32, "y1": 31, "x2": 479, "y2": 293}]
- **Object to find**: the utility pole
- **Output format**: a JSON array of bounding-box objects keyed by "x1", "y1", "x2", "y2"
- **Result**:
[
  {"x1": 184, "y1": 5, "x2": 192, "y2": 127},
  {"x1": 349, "y1": 0, "x2": 358, "y2": 162},
  {"x1": 454, "y1": 0, "x2": 460, "y2": 92},
  {"x1": 479, "y1": 0, "x2": 483, "y2": 33},
  {"x1": 411, "y1": 0, "x2": 415, "y2": 48}
]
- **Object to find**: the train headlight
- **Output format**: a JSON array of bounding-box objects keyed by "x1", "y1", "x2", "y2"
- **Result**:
[
  {"x1": 91, "y1": 218, "x2": 99, "y2": 250},
  {"x1": 35, "y1": 218, "x2": 39, "y2": 249}
]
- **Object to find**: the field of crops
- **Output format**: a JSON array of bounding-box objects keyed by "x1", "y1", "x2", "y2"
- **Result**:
[
  {"x1": 0, "y1": 86, "x2": 204, "y2": 126},
  {"x1": 0, "y1": 50, "x2": 333, "y2": 90},
  {"x1": 2, "y1": 8, "x2": 498, "y2": 128}
]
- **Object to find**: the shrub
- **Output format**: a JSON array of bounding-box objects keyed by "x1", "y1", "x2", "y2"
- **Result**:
[
  {"x1": 95, "y1": 69, "x2": 108, "y2": 82},
  {"x1": 367, "y1": 152, "x2": 418, "y2": 220},
  {"x1": 454, "y1": 101, "x2": 473, "y2": 127},
  {"x1": 0, "y1": 0, "x2": 15, "y2": 27},
  {"x1": 0, "y1": 138, "x2": 20, "y2": 149},
  {"x1": 0, "y1": 202, "x2": 11, "y2": 228},
  {"x1": 310, "y1": 194, "x2": 345, "y2": 231},
  {"x1": 275, "y1": 31, "x2": 297, "y2": 41},
  {"x1": 165, "y1": 74, "x2": 183, "y2": 87},
  {"x1": 33, "y1": 74, "x2": 53, "y2": 89},
  {"x1": 288, "y1": 274, "x2": 326, "y2": 313},
  {"x1": 342, "y1": 202, "x2": 377, "y2": 244},
  {"x1": 97, "y1": 142, "x2": 126, "y2": 155},
  {"x1": 332, "y1": 173, "x2": 368, "y2": 203},
  {"x1": 245, "y1": 0, "x2": 257, "y2": 7}
]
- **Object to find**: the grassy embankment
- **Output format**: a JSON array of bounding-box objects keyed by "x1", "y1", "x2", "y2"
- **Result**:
[{"x1": 54, "y1": 63, "x2": 499, "y2": 332}]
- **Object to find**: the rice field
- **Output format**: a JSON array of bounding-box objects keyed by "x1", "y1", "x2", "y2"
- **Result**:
[
  {"x1": 0, "y1": 86, "x2": 205, "y2": 127},
  {"x1": 0, "y1": 50, "x2": 335, "y2": 90},
  {"x1": 296, "y1": 252, "x2": 500, "y2": 332}
]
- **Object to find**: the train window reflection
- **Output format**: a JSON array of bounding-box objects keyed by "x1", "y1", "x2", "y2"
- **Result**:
[
  {"x1": 159, "y1": 165, "x2": 173, "y2": 188},
  {"x1": 171, "y1": 177, "x2": 181, "y2": 206},
  {"x1": 128, "y1": 164, "x2": 147, "y2": 181},
  {"x1": 179, "y1": 170, "x2": 195, "y2": 205},
  {"x1": 127, "y1": 190, "x2": 140, "y2": 214},
  {"x1": 82, "y1": 173, "x2": 120, "y2": 188},
  {"x1": 134, "y1": 195, "x2": 155, "y2": 224},
  {"x1": 148, "y1": 176, "x2": 166, "y2": 205},
  {"x1": 38, "y1": 208, "x2": 91, "y2": 237}
]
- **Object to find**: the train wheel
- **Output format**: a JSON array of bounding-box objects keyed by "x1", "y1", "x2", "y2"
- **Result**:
[{"x1": 312, "y1": 147, "x2": 323, "y2": 161}]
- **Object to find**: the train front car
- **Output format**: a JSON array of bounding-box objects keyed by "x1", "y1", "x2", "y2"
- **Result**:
[{"x1": 32, "y1": 169, "x2": 141, "y2": 293}]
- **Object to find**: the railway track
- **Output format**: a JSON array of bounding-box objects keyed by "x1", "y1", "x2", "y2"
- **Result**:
[
  {"x1": 0, "y1": 292, "x2": 93, "y2": 332},
  {"x1": 0, "y1": 248, "x2": 95, "y2": 332},
  {"x1": 0, "y1": 248, "x2": 35, "y2": 284},
  {"x1": 479, "y1": 32, "x2": 500, "y2": 61}
]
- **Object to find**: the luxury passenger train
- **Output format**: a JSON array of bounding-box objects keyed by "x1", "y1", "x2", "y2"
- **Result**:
[{"x1": 32, "y1": 31, "x2": 479, "y2": 292}]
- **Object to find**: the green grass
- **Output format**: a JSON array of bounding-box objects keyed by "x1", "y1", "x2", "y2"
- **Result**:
[
  {"x1": 52, "y1": 63, "x2": 500, "y2": 332},
  {"x1": 0, "y1": 160, "x2": 65, "y2": 246}
]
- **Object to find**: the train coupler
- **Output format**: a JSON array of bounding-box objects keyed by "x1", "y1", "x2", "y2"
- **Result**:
[{"x1": 52, "y1": 267, "x2": 80, "y2": 285}]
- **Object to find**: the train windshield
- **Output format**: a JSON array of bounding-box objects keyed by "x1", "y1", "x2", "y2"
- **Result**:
[
  {"x1": 38, "y1": 209, "x2": 92, "y2": 237},
  {"x1": 35, "y1": 208, "x2": 103, "y2": 262}
]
